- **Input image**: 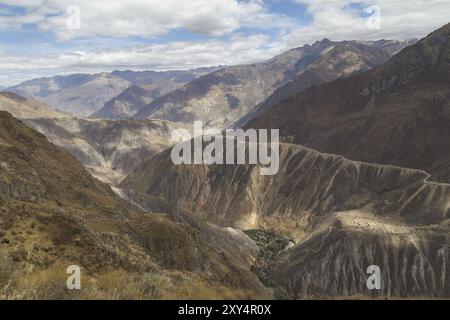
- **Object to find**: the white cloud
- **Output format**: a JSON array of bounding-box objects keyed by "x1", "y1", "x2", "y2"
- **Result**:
[
  {"x1": 286, "y1": 0, "x2": 450, "y2": 46},
  {"x1": 0, "y1": 0, "x2": 449, "y2": 86},
  {"x1": 0, "y1": 0, "x2": 277, "y2": 40},
  {"x1": 0, "y1": 34, "x2": 285, "y2": 86}
]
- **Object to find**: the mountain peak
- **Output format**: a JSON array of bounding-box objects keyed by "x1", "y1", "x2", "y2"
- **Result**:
[{"x1": 312, "y1": 38, "x2": 332, "y2": 47}]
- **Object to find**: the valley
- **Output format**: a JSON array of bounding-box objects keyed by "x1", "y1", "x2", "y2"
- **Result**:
[{"x1": 1, "y1": 18, "x2": 449, "y2": 300}]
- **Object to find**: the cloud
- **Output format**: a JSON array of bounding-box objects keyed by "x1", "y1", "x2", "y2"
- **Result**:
[
  {"x1": 0, "y1": 0, "x2": 449, "y2": 86},
  {"x1": 0, "y1": 34, "x2": 286, "y2": 86},
  {"x1": 285, "y1": 0, "x2": 450, "y2": 46},
  {"x1": 0, "y1": 0, "x2": 280, "y2": 40}
]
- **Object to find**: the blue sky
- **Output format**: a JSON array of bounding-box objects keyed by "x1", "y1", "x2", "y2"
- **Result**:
[{"x1": 0, "y1": 0, "x2": 449, "y2": 86}]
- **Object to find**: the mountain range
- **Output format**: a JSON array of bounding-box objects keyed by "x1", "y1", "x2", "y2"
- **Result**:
[
  {"x1": 7, "y1": 67, "x2": 220, "y2": 117},
  {"x1": 120, "y1": 24, "x2": 450, "y2": 298},
  {"x1": 133, "y1": 40, "x2": 412, "y2": 129},
  {"x1": 2, "y1": 40, "x2": 413, "y2": 187}
]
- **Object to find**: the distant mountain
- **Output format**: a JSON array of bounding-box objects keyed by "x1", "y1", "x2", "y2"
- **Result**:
[
  {"x1": 358, "y1": 39, "x2": 417, "y2": 55},
  {"x1": 234, "y1": 40, "x2": 401, "y2": 128},
  {"x1": 0, "y1": 92, "x2": 69, "y2": 119},
  {"x1": 92, "y1": 67, "x2": 222, "y2": 119},
  {"x1": 7, "y1": 67, "x2": 220, "y2": 117},
  {"x1": 245, "y1": 23, "x2": 450, "y2": 183},
  {"x1": 0, "y1": 110, "x2": 269, "y2": 299},
  {"x1": 134, "y1": 39, "x2": 412, "y2": 129},
  {"x1": 92, "y1": 84, "x2": 165, "y2": 119},
  {"x1": 0, "y1": 90, "x2": 174, "y2": 185},
  {"x1": 24, "y1": 117, "x2": 179, "y2": 185},
  {"x1": 7, "y1": 72, "x2": 130, "y2": 116}
]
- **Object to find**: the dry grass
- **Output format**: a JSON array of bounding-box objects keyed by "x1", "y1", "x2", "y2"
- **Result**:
[{"x1": 0, "y1": 261, "x2": 259, "y2": 300}]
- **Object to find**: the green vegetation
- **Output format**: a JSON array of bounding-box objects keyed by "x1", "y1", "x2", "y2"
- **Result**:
[{"x1": 244, "y1": 229, "x2": 293, "y2": 286}]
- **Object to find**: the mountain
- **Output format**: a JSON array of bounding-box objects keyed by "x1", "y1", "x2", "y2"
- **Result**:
[
  {"x1": 121, "y1": 141, "x2": 450, "y2": 298},
  {"x1": 359, "y1": 39, "x2": 418, "y2": 56},
  {"x1": 134, "y1": 39, "x2": 411, "y2": 129},
  {"x1": 0, "y1": 92, "x2": 69, "y2": 119},
  {"x1": 119, "y1": 24, "x2": 450, "y2": 298},
  {"x1": 245, "y1": 23, "x2": 450, "y2": 183},
  {"x1": 0, "y1": 111, "x2": 268, "y2": 299},
  {"x1": 92, "y1": 67, "x2": 222, "y2": 119},
  {"x1": 24, "y1": 117, "x2": 179, "y2": 185},
  {"x1": 92, "y1": 83, "x2": 182, "y2": 119},
  {"x1": 7, "y1": 68, "x2": 220, "y2": 117},
  {"x1": 234, "y1": 41, "x2": 396, "y2": 128},
  {"x1": 0, "y1": 91, "x2": 176, "y2": 185},
  {"x1": 8, "y1": 72, "x2": 130, "y2": 117}
]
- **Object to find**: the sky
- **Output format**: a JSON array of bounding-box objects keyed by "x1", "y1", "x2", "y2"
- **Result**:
[{"x1": 0, "y1": 0, "x2": 449, "y2": 87}]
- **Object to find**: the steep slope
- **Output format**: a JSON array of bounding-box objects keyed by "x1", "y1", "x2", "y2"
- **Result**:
[
  {"x1": 0, "y1": 92, "x2": 69, "y2": 119},
  {"x1": 120, "y1": 142, "x2": 450, "y2": 298},
  {"x1": 268, "y1": 209, "x2": 449, "y2": 298},
  {"x1": 245, "y1": 23, "x2": 450, "y2": 183},
  {"x1": 235, "y1": 41, "x2": 394, "y2": 128},
  {"x1": 93, "y1": 83, "x2": 181, "y2": 119},
  {"x1": 134, "y1": 40, "x2": 402, "y2": 129},
  {"x1": 9, "y1": 72, "x2": 131, "y2": 117},
  {"x1": 0, "y1": 111, "x2": 268, "y2": 299},
  {"x1": 359, "y1": 39, "x2": 417, "y2": 56},
  {"x1": 8, "y1": 68, "x2": 219, "y2": 117},
  {"x1": 24, "y1": 117, "x2": 178, "y2": 185}
]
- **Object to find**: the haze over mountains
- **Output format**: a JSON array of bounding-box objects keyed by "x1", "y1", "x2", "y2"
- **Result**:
[
  {"x1": 7, "y1": 67, "x2": 220, "y2": 117},
  {"x1": 1, "y1": 20, "x2": 449, "y2": 300}
]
